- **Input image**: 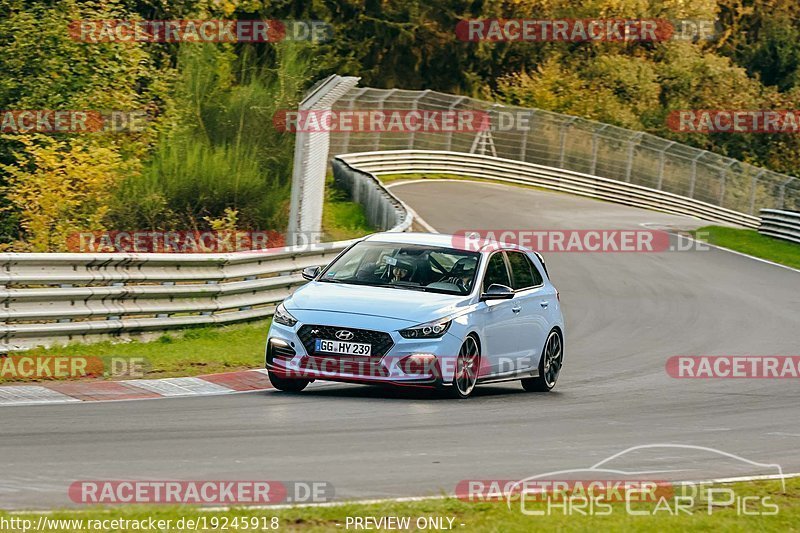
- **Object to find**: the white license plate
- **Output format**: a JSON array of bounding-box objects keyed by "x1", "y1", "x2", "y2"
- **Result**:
[{"x1": 314, "y1": 339, "x2": 372, "y2": 356}]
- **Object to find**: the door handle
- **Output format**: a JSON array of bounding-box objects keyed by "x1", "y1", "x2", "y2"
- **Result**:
[
  {"x1": 540, "y1": 301, "x2": 549, "y2": 308},
  {"x1": 512, "y1": 306, "x2": 522, "y2": 314}
]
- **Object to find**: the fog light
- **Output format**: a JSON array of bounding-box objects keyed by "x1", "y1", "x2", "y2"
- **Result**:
[{"x1": 398, "y1": 353, "x2": 438, "y2": 376}]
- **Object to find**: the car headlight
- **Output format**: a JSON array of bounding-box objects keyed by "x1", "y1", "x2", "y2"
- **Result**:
[
  {"x1": 274, "y1": 303, "x2": 298, "y2": 327},
  {"x1": 399, "y1": 318, "x2": 452, "y2": 339}
]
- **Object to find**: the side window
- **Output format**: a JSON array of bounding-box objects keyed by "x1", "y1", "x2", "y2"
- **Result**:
[
  {"x1": 507, "y1": 251, "x2": 543, "y2": 290},
  {"x1": 482, "y1": 253, "x2": 511, "y2": 291}
]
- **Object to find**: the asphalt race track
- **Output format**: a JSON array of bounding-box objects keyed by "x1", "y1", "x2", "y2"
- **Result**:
[{"x1": 2, "y1": 180, "x2": 799, "y2": 509}]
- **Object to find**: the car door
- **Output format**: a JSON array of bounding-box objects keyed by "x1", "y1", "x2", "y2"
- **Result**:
[
  {"x1": 476, "y1": 251, "x2": 519, "y2": 376},
  {"x1": 505, "y1": 251, "x2": 549, "y2": 373}
]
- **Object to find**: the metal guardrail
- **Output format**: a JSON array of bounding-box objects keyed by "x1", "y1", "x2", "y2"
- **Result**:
[
  {"x1": 332, "y1": 158, "x2": 413, "y2": 232},
  {"x1": 0, "y1": 163, "x2": 411, "y2": 354},
  {"x1": 759, "y1": 210, "x2": 800, "y2": 244},
  {"x1": 339, "y1": 150, "x2": 761, "y2": 228},
  {"x1": 328, "y1": 87, "x2": 799, "y2": 219}
]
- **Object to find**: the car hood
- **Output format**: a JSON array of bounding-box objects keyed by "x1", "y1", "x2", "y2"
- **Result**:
[{"x1": 285, "y1": 281, "x2": 471, "y2": 324}]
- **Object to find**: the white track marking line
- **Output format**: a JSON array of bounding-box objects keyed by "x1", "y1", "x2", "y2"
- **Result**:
[
  {"x1": 640, "y1": 222, "x2": 800, "y2": 274},
  {"x1": 681, "y1": 233, "x2": 800, "y2": 274}
]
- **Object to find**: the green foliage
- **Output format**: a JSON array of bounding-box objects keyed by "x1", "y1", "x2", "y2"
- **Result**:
[
  {"x1": 1, "y1": 0, "x2": 799, "y2": 250},
  {"x1": 0, "y1": 135, "x2": 133, "y2": 251},
  {"x1": 0, "y1": 0, "x2": 167, "y2": 247},
  {"x1": 109, "y1": 42, "x2": 310, "y2": 231}
]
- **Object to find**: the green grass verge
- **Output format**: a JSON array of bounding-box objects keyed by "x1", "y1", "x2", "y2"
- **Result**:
[
  {"x1": 0, "y1": 319, "x2": 270, "y2": 384},
  {"x1": 692, "y1": 225, "x2": 800, "y2": 270},
  {"x1": 1, "y1": 478, "x2": 796, "y2": 532},
  {"x1": 322, "y1": 178, "x2": 374, "y2": 241}
]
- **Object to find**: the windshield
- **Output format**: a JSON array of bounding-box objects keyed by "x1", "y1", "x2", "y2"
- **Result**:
[{"x1": 319, "y1": 241, "x2": 481, "y2": 295}]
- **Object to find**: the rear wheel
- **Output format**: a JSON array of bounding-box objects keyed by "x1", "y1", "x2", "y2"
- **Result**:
[
  {"x1": 268, "y1": 371, "x2": 309, "y2": 392},
  {"x1": 449, "y1": 336, "x2": 480, "y2": 398},
  {"x1": 521, "y1": 330, "x2": 563, "y2": 392}
]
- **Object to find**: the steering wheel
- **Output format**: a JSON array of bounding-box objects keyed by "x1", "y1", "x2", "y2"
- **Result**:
[{"x1": 442, "y1": 276, "x2": 467, "y2": 291}]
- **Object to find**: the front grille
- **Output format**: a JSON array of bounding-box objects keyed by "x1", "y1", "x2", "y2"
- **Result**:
[{"x1": 297, "y1": 324, "x2": 394, "y2": 358}]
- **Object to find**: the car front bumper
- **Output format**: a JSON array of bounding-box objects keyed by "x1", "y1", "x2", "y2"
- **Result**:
[{"x1": 265, "y1": 317, "x2": 464, "y2": 388}]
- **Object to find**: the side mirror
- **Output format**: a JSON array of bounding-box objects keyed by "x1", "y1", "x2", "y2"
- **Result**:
[
  {"x1": 301, "y1": 266, "x2": 320, "y2": 281},
  {"x1": 480, "y1": 283, "x2": 515, "y2": 301}
]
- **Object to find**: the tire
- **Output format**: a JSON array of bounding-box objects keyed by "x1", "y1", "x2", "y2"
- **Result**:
[
  {"x1": 268, "y1": 370, "x2": 310, "y2": 392},
  {"x1": 448, "y1": 336, "x2": 480, "y2": 399},
  {"x1": 521, "y1": 329, "x2": 563, "y2": 392}
]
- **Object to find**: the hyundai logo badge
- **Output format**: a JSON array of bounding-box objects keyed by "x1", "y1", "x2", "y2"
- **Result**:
[{"x1": 335, "y1": 330, "x2": 354, "y2": 341}]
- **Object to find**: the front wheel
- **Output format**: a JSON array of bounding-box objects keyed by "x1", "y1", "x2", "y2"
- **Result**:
[
  {"x1": 521, "y1": 330, "x2": 563, "y2": 392},
  {"x1": 448, "y1": 336, "x2": 480, "y2": 398},
  {"x1": 268, "y1": 371, "x2": 310, "y2": 392}
]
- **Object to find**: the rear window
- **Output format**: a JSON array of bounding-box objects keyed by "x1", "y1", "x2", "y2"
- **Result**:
[{"x1": 507, "y1": 251, "x2": 543, "y2": 290}]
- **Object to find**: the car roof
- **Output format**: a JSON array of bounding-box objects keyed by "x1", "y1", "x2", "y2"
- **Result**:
[{"x1": 362, "y1": 232, "x2": 534, "y2": 253}]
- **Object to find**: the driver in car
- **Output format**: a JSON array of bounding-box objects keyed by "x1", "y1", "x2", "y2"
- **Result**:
[
  {"x1": 391, "y1": 263, "x2": 411, "y2": 282},
  {"x1": 442, "y1": 257, "x2": 477, "y2": 291}
]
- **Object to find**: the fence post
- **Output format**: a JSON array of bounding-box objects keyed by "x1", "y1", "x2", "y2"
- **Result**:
[
  {"x1": 590, "y1": 124, "x2": 609, "y2": 176},
  {"x1": 779, "y1": 176, "x2": 796, "y2": 210},
  {"x1": 519, "y1": 119, "x2": 529, "y2": 162},
  {"x1": 287, "y1": 75, "x2": 360, "y2": 246},
  {"x1": 624, "y1": 133, "x2": 642, "y2": 183},
  {"x1": 689, "y1": 151, "x2": 704, "y2": 198},
  {"x1": 407, "y1": 90, "x2": 428, "y2": 150},
  {"x1": 340, "y1": 87, "x2": 366, "y2": 155},
  {"x1": 657, "y1": 142, "x2": 675, "y2": 190},
  {"x1": 372, "y1": 89, "x2": 396, "y2": 152},
  {"x1": 444, "y1": 96, "x2": 466, "y2": 152},
  {"x1": 749, "y1": 170, "x2": 765, "y2": 215},
  {"x1": 558, "y1": 118, "x2": 575, "y2": 169}
]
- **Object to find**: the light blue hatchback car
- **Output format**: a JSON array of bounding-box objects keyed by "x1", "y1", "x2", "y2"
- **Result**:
[{"x1": 266, "y1": 232, "x2": 564, "y2": 398}]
